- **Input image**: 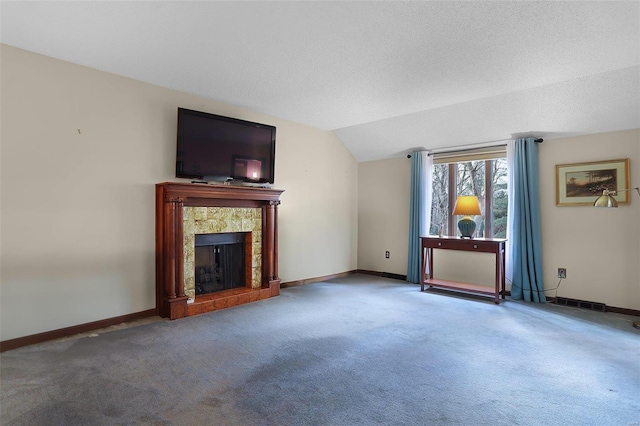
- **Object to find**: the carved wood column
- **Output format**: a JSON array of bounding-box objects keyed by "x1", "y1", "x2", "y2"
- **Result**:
[
  {"x1": 174, "y1": 198, "x2": 185, "y2": 299},
  {"x1": 273, "y1": 200, "x2": 279, "y2": 281},
  {"x1": 162, "y1": 196, "x2": 188, "y2": 319},
  {"x1": 163, "y1": 199, "x2": 177, "y2": 300},
  {"x1": 266, "y1": 201, "x2": 275, "y2": 282},
  {"x1": 264, "y1": 200, "x2": 281, "y2": 297},
  {"x1": 163, "y1": 197, "x2": 186, "y2": 299}
]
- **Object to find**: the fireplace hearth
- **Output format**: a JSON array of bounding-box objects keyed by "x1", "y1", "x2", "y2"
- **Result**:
[{"x1": 156, "y1": 182, "x2": 284, "y2": 319}]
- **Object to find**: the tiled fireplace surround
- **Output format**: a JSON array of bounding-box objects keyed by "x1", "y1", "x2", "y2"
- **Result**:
[{"x1": 156, "y1": 182, "x2": 284, "y2": 319}]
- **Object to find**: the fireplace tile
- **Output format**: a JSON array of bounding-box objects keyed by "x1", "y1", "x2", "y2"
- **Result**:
[
  {"x1": 251, "y1": 250, "x2": 261, "y2": 268},
  {"x1": 193, "y1": 207, "x2": 207, "y2": 221}
]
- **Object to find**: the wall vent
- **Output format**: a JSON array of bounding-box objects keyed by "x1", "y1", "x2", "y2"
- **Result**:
[{"x1": 553, "y1": 297, "x2": 606, "y2": 312}]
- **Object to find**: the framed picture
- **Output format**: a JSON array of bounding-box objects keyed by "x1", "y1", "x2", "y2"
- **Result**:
[{"x1": 556, "y1": 158, "x2": 630, "y2": 206}]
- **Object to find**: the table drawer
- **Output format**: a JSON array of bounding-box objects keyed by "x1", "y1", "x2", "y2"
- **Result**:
[{"x1": 424, "y1": 238, "x2": 501, "y2": 253}]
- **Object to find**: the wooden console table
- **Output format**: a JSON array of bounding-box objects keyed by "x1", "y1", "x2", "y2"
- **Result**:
[{"x1": 420, "y1": 236, "x2": 506, "y2": 304}]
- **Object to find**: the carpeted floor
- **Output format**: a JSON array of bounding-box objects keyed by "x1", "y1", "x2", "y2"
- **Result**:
[{"x1": 1, "y1": 274, "x2": 639, "y2": 425}]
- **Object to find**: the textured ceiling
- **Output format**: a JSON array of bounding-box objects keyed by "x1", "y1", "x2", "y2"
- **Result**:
[{"x1": 1, "y1": 1, "x2": 639, "y2": 162}]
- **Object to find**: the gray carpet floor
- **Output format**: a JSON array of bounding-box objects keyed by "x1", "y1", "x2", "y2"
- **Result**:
[{"x1": 1, "y1": 274, "x2": 639, "y2": 425}]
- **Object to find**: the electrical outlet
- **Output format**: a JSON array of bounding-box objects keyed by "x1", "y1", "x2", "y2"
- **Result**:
[
  {"x1": 385, "y1": 251, "x2": 390, "y2": 259},
  {"x1": 558, "y1": 268, "x2": 567, "y2": 279}
]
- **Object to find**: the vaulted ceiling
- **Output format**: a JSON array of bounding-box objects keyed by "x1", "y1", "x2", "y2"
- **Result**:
[{"x1": 2, "y1": 1, "x2": 638, "y2": 161}]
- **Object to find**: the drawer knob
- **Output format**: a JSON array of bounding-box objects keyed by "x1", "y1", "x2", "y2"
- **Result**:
[
  {"x1": 474, "y1": 244, "x2": 478, "y2": 249},
  {"x1": 438, "y1": 242, "x2": 442, "y2": 246}
]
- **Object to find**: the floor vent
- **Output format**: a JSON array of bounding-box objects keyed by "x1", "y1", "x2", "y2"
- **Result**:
[
  {"x1": 381, "y1": 272, "x2": 407, "y2": 281},
  {"x1": 553, "y1": 297, "x2": 606, "y2": 312}
]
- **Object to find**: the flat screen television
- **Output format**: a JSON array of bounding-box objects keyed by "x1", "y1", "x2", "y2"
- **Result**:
[{"x1": 176, "y1": 108, "x2": 276, "y2": 184}]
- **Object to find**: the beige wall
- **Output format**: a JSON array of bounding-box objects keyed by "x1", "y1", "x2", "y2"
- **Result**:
[
  {"x1": 0, "y1": 45, "x2": 358, "y2": 341},
  {"x1": 358, "y1": 158, "x2": 411, "y2": 275},
  {"x1": 539, "y1": 129, "x2": 639, "y2": 310},
  {"x1": 358, "y1": 130, "x2": 640, "y2": 311}
]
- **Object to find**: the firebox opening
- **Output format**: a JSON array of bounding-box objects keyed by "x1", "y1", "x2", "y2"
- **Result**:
[{"x1": 194, "y1": 232, "x2": 249, "y2": 296}]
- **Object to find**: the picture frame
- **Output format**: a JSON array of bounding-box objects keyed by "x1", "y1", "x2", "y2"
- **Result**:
[{"x1": 556, "y1": 158, "x2": 630, "y2": 206}]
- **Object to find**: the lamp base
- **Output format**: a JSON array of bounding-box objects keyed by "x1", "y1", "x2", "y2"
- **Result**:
[{"x1": 457, "y1": 216, "x2": 476, "y2": 238}]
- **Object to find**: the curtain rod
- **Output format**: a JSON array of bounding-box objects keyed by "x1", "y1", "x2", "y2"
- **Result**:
[{"x1": 407, "y1": 138, "x2": 543, "y2": 158}]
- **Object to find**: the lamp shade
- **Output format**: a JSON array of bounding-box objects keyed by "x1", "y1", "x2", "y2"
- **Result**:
[
  {"x1": 594, "y1": 191, "x2": 618, "y2": 208},
  {"x1": 453, "y1": 196, "x2": 481, "y2": 216},
  {"x1": 594, "y1": 187, "x2": 640, "y2": 207}
]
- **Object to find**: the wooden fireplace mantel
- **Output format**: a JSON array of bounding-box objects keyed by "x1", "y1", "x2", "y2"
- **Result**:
[{"x1": 155, "y1": 182, "x2": 284, "y2": 319}]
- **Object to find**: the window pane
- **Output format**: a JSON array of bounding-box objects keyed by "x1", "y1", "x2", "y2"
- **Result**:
[
  {"x1": 492, "y1": 158, "x2": 508, "y2": 238},
  {"x1": 430, "y1": 164, "x2": 449, "y2": 236},
  {"x1": 455, "y1": 161, "x2": 486, "y2": 237}
]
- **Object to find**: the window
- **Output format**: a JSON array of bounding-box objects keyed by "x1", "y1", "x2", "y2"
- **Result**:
[{"x1": 429, "y1": 149, "x2": 508, "y2": 238}]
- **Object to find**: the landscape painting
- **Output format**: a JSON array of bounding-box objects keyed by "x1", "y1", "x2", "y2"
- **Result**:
[
  {"x1": 556, "y1": 159, "x2": 630, "y2": 206},
  {"x1": 565, "y1": 168, "x2": 617, "y2": 197}
]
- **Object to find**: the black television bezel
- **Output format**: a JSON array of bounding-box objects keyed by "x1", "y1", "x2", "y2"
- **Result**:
[{"x1": 175, "y1": 108, "x2": 276, "y2": 184}]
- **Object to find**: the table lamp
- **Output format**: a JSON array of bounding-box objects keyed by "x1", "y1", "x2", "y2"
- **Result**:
[{"x1": 453, "y1": 195, "x2": 481, "y2": 238}]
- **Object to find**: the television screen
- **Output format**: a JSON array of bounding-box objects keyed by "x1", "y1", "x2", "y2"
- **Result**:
[{"x1": 176, "y1": 108, "x2": 276, "y2": 184}]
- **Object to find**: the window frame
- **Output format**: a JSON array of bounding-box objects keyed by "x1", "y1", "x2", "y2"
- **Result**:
[{"x1": 432, "y1": 147, "x2": 507, "y2": 239}]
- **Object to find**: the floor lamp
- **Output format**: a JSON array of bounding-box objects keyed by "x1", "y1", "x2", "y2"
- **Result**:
[{"x1": 594, "y1": 187, "x2": 640, "y2": 329}]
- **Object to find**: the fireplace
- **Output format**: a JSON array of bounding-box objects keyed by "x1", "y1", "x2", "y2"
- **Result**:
[
  {"x1": 194, "y1": 232, "x2": 250, "y2": 295},
  {"x1": 156, "y1": 182, "x2": 284, "y2": 319}
]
